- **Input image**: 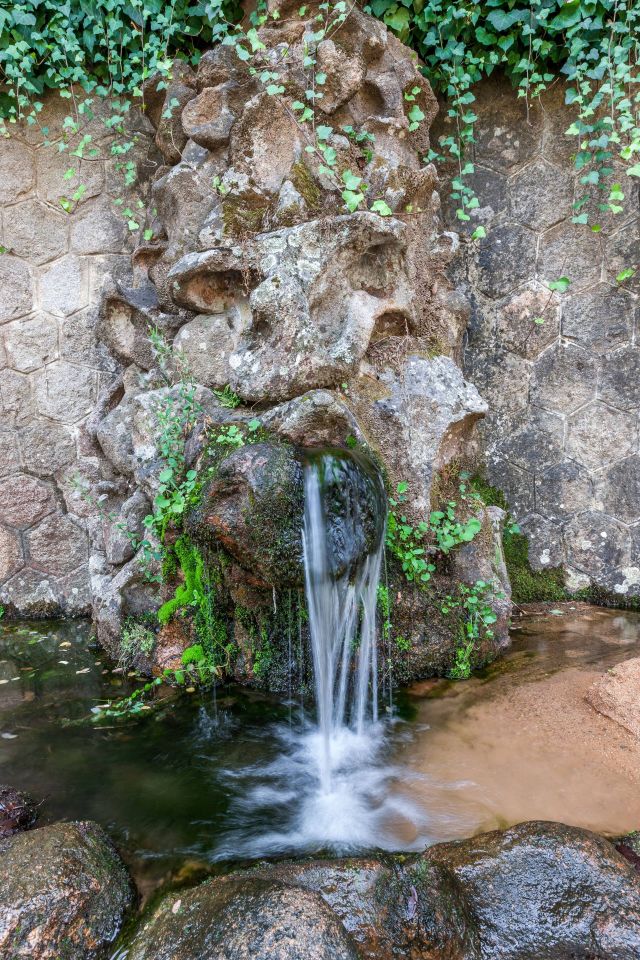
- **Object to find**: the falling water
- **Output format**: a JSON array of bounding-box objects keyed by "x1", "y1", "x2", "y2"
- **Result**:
[
  {"x1": 302, "y1": 454, "x2": 384, "y2": 791},
  {"x1": 211, "y1": 450, "x2": 430, "y2": 860}
]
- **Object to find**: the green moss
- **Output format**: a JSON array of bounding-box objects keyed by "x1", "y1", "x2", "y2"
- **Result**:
[
  {"x1": 503, "y1": 531, "x2": 567, "y2": 605},
  {"x1": 289, "y1": 160, "x2": 322, "y2": 209},
  {"x1": 221, "y1": 194, "x2": 269, "y2": 236},
  {"x1": 157, "y1": 536, "x2": 205, "y2": 624}
]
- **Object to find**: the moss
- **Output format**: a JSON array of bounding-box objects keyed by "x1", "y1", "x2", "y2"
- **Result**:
[
  {"x1": 221, "y1": 193, "x2": 269, "y2": 236},
  {"x1": 503, "y1": 531, "x2": 567, "y2": 605},
  {"x1": 289, "y1": 160, "x2": 322, "y2": 209},
  {"x1": 157, "y1": 535, "x2": 205, "y2": 624}
]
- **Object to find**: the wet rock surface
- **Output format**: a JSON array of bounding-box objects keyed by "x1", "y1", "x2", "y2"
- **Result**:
[
  {"x1": 123, "y1": 822, "x2": 640, "y2": 960},
  {"x1": 0, "y1": 820, "x2": 133, "y2": 959},
  {"x1": 586, "y1": 656, "x2": 640, "y2": 739},
  {"x1": 0, "y1": 785, "x2": 37, "y2": 838}
]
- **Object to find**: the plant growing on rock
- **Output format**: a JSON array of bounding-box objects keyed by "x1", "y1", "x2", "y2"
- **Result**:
[{"x1": 442, "y1": 580, "x2": 499, "y2": 680}]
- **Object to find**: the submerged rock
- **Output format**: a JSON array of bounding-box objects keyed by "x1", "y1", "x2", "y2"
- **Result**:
[
  {"x1": 0, "y1": 820, "x2": 133, "y2": 959},
  {"x1": 0, "y1": 785, "x2": 37, "y2": 838},
  {"x1": 123, "y1": 822, "x2": 640, "y2": 960},
  {"x1": 586, "y1": 656, "x2": 640, "y2": 739}
]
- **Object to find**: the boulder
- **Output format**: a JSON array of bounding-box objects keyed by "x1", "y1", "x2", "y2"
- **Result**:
[
  {"x1": 0, "y1": 820, "x2": 133, "y2": 959},
  {"x1": 127, "y1": 878, "x2": 360, "y2": 960},
  {"x1": 123, "y1": 822, "x2": 640, "y2": 960},
  {"x1": 188, "y1": 443, "x2": 385, "y2": 589},
  {"x1": 586, "y1": 657, "x2": 640, "y2": 739},
  {"x1": 0, "y1": 785, "x2": 37, "y2": 838}
]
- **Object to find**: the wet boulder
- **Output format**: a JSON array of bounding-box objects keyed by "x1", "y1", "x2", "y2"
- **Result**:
[
  {"x1": 426, "y1": 820, "x2": 640, "y2": 959},
  {"x1": 0, "y1": 820, "x2": 133, "y2": 959},
  {"x1": 188, "y1": 442, "x2": 385, "y2": 589},
  {"x1": 126, "y1": 876, "x2": 361, "y2": 960},
  {"x1": 0, "y1": 784, "x2": 37, "y2": 838}
]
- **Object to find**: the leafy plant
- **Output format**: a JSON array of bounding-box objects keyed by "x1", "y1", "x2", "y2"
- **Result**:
[
  {"x1": 442, "y1": 579, "x2": 499, "y2": 680},
  {"x1": 214, "y1": 385, "x2": 242, "y2": 409}
]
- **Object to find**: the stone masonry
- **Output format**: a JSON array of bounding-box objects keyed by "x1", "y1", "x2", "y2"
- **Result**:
[
  {"x1": 438, "y1": 78, "x2": 640, "y2": 598},
  {"x1": 0, "y1": 99, "x2": 153, "y2": 615}
]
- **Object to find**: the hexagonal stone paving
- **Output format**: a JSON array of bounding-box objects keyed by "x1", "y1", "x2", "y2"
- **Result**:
[
  {"x1": 494, "y1": 406, "x2": 564, "y2": 473},
  {"x1": 27, "y1": 514, "x2": 88, "y2": 576},
  {"x1": 471, "y1": 80, "x2": 543, "y2": 173},
  {"x1": 0, "y1": 475, "x2": 54, "y2": 529},
  {"x1": 0, "y1": 526, "x2": 23, "y2": 582},
  {"x1": 0, "y1": 431, "x2": 21, "y2": 478},
  {"x1": 563, "y1": 510, "x2": 630, "y2": 577},
  {"x1": 604, "y1": 221, "x2": 639, "y2": 294},
  {"x1": 3, "y1": 313, "x2": 59, "y2": 373},
  {"x1": 599, "y1": 345, "x2": 640, "y2": 411},
  {"x1": 538, "y1": 223, "x2": 603, "y2": 293},
  {"x1": 562, "y1": 283, "x2": 636, "y2": 355},
  {"x1": 494, "y1": 284, "x2": 560, "y2": 360},
  {"x1": 2, "y1": 199, "x2": 68, "y2": 265},
  {"x1": 0, "y1": 368, "x2": 35, "y2": 427},
  {"x1": 566, "y1": 401, "x2": 637, "y2": 470},
  {"x1": 535, "y1": 460, "x2": 595, "y2": 521},
  {"x1": 485, "y1": 456, "x2": 535, "y2": 520},
  {"x1": 530, "y1": 342, "x2": 598, "y2": 414},
  {"x1": 19, "y1": 423, "x2": 76, "y2": 476},
  {"x1": 518, "y1": 512, "x2": 564, "y2": 569},
  {"x1": 471, "y1": 223, "x2": 538, "y2": 299},
  {"x1": 34, "y1": 361, "x2": 97, "y2": 423},
  {"x1": 0, "y1": 255, "x2": 34, "y2": 324},
  {"x1": 509, "y1": 158, "x2": 574, "y2": 231},
  {"x1": 598, "y1": 455, "x2": 640, "y2": 524},
  {"x1": 40, "y1": 255, "x2": 88, "y2": 317},
  {"x1": 0, "y1": 139, "x2": 35, "y2": 204}
]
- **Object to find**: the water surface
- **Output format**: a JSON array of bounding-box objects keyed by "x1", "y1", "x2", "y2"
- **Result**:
[{"x1": 1, "y1": 607, "x2": 638, "y2": 898}]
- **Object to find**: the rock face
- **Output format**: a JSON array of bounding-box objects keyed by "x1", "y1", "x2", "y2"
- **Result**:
[
  {"x1": 0, "y1": 820, "x2": 133, "y2": 959},
  {"x1": 440, "y1": 77, "x2": 640, "y2": 597},
  {"x1": 124, "y1": 822, "x2": 640, "y2": 959},
  {"x1": 586, "y1": 657, "x2": 640, "y2": 739},
  {"x1": 35, "y1": 0, "x2": 509, "y2": 681}
]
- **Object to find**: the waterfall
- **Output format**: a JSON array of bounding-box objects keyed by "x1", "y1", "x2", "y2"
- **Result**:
[{"x1": 302, "y1": 453, "x2": 385, "y2": 792}]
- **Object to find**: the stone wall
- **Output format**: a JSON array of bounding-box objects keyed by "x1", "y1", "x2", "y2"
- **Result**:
[
  {"x1": 438, "y1": 78, "x2": 640, "y2": 598},
  {"x1": 0, "y1": 102, "x2": 152, "y2": 615}
]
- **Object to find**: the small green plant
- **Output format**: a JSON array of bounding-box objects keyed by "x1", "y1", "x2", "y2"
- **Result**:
[
  {"x1": 0, "y1": 605, "x2": 4, "y2": 621},
  {"x1": 119, "y1": 620, "x2": 156, "y2": 670},
  {"x1": 214, "y1": 385, "x2": 242, "y2": 409},
  {"x1": 442, "y1": 580, "x2": 498, "y2": 680}
]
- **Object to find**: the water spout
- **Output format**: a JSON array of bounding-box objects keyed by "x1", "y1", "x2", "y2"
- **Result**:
[{"x1": 302, "y1": 452, "x2": 385, "y2": 792}]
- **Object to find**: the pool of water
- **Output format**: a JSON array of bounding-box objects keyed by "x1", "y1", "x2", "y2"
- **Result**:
[{"x1": 1, "y1": 607, "x2": 639, "y2": 898}]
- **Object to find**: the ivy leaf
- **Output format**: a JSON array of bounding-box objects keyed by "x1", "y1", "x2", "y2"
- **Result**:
[
  {"x1": 548, "y1": 276, "x2": 572, "y2": 293},
  {"x1": 266, "y1": 84, "x2": 285, "y2": 96},
  {"x1": 342, "y1": 189, "x2": 365, "y2": 212},
  {"x1": 627, "y1": 164, "x2": 640, "y2": 178},
  {"x1": 471, "y1": 225, "x2": 486, "y2": 240},
  {"x1": 616, "y1": 268, "x2": 636, "y2": 284},
  {"x1": 316, "y1": 124, "x2": 332, "y2": 141},
  {"x1": 371, "y1": 199, "x2": 393, "y2": 216}
]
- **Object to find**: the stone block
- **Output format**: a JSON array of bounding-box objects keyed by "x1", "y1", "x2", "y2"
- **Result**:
[
  {"x1": 27, "y1": 513, "x2": 88, "y2": 576},
  {"x1": 471, "y1": 79, "x2": 543, "y2": 173},
  {"x1": 0, "y1": 255, "x2": 34, "y2": 323},
  {"x1": 34, "y1": 360, "x2": 97, "y2": 423},
  {"x1": 35, "y1": 151, "x2": 104, "y2": 208},
  {"x1": 538, "y1": 224, "x2": 603, "y2": 293},
  {"x1": 0, "y1": 475, "x2": 54, "y2": 529},
  {"x1": 530, "y1": 342, "x2": 598, "y2": 413},
  {"x1": 0, "y1": 139, "x2": 35, "y2": 203},
  {"x1": 470, "y1": 348, "x2": 531, "y2": 426},
  {"x1": 0, "y1": 431, "x2": 21, "y2": 477},
  {"x1": 535, "y1": 460, "x2": 594, "y2": 521},
  {"x1": 19, "y1": 422, "x2": 76, "y2": 476},
  {"x1": 0, "y1": 566, "x2": 60, "y2": 616},
  {"x1": 3, "y1": 199, "x2": 68, "y2": 265},
  {"x1": 494, "y1": 284, "x2": 560, "y2": 360},
  {"x1": 471, "y1": 223, "x2": 537, "y2": 299},
  {"x1": 485, "y1": 456, "x2": 535, "y2": 520},
  {"x1": 442, "y1": 164, "x2": 509, "y2": 232},
  {"x1": 566, "y1": 401, "x2": 636, "y2": 470},
  {"x1": 494, "y1": 406, "x2": 564, "y2": 473},
  {"x1": 0, "y1": 526, "x2": 23, "y2": 582},
  {"x1": 60, "y1": 306, "x2": 118, "y2": 372},
  {"x1": 3, "y1": 313, "x2": 58, "y2": 372},
  {"x1": 70, "y1": 201, "x2": 128, "y2": 255},
  {"x1": 0, "y1": 368, "x2": 35, "y2": 426},
  {"x1": 563, "y1": 510, "x2": 630, "y2": 578},
  {"x1": 598, "y1": 455, "x2": 640, "y2": 524},
  {"x1": 40, "y1": 255, "x2": 88, "y2": 317},
  {"x1": 599, "y1": 346, "x2": 640, "y2": 411},
  {"x1": 509, "y1": 158, "x2": 573, "y2": 231},
  {"x1": 518, "y1": 513, "x2": 564, "y2": 569},
  {"x1": 562, "y1": 283, "x2": 636, "y2": 355},
  {"x1": 604, "y1": 221, "x2": 640, "y2": 295}
]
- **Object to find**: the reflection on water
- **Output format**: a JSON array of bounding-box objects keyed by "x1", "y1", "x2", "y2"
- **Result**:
[{"x1": 1, "y1": 607, "x2": 639, "y2": 897}]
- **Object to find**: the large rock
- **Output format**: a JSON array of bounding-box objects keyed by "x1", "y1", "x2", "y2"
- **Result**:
[
  {"x1": 127, "y1": 878, "x2": 360, "y2": 960},
  {"x1": 0, "y1": 820, "x2": 133, "y2": 959},
  {"x1": 123, "y1": 822, "x2": 640, "y2": 960},
  {"x1": 586, "y1": 657, "x2": 640, "y2": 739},
  {"x1": 188, "y1": 442, "x2": 385, "y2": 589}
]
